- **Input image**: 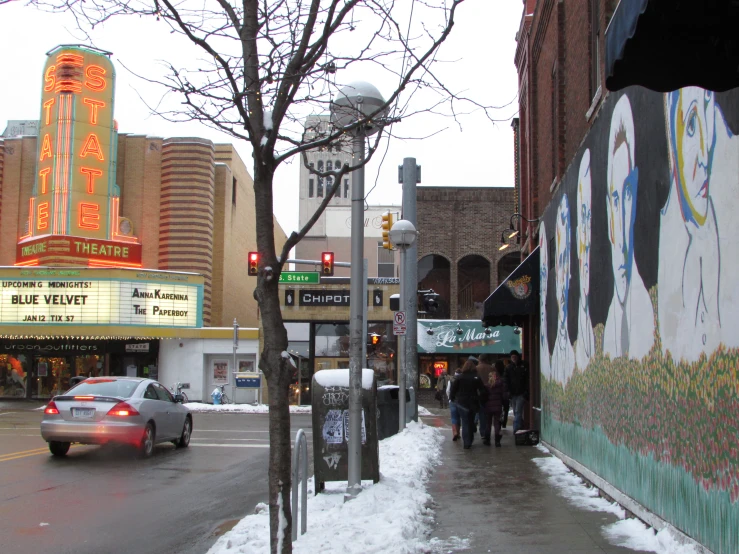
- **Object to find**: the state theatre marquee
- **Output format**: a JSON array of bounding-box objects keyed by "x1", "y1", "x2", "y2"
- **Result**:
[{"x1": 0, "y1": 268, "x2": 203, "y2": 328}]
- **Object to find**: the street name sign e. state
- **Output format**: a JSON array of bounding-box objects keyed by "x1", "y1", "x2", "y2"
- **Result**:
[{"x1": 278, "y1": 271, "x2": 320, "y2": 284}]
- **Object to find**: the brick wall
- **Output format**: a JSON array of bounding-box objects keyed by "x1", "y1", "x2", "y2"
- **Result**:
[
  {"x1": 516, "y1": 0, "x2": 611, "y2": 248},
  {"x1": 417, "y1": 186, "x2": 516, "y2": 319}
]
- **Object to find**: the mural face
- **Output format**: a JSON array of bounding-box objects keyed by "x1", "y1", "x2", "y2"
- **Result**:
[
  {"x1": 659, "y1": 86, "x2": 727, "y2": 361},
  {"x1": 606, "y1": 96, "x2": 638, "y2": 305},
  {"x1": 539, "y1": 87, "x2": 739, "y2": 554},
  {"x1": 575, "y1": 150, "x2": 594, "y2": 368},
  {"x1": 577, "y1": 151, "x2": 592, "y2": 299},
  {"x1": 555, "y1": 196, "x2": 570, "y2": 330},
  {"x1": 539, "y1": 223, "x2": 550, "y2": 379},
  {"x1": 670, "y1": 87, "x2": 715, "y2": 226}
]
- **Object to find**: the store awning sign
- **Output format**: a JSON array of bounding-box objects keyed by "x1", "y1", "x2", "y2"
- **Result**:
[{"x1": 416, "y1": 320, "x2": 521, "y2": 354}]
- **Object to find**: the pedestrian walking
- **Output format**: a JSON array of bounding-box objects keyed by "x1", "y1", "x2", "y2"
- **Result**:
[
  {"x1": 447, "y1": 367, "x2": 462, "y2": 441},
  {"x1": 483, "y1": 361, "x2": 509, "y2": 446},
  {"x1": 449, "y1": 360, "x2": 487, "y2": 449},
  {"x1": 436, "y1": 370, "x2": 450, "y2": 408},
  {"x1": 505, "y1": 350, "x2": 529, "y2": 433}
]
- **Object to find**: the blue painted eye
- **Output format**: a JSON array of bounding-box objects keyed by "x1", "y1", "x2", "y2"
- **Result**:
[{"x1": 687, "y1": 110, "x2": 697, "y2": 137}]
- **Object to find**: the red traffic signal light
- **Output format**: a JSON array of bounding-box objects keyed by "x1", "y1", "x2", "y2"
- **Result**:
[
  {"x1": 248, "y1": 252, "x2": 259, "y2": 276},
  {"x1": 321, "y1": 251, "x2": 334, "y2": 276}
]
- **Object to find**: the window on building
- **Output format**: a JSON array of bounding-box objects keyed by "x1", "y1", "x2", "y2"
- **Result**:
[
  {"x1": 232, "y1": 177, "x2": 237, "y2": 205},
  {"x1": 335, "y1": 159, "x2": 341, "y2": 172},
  {"x1": 418, "y1": 254, "x2": 451, "y2": 319},
  {"x1": 344, "y1": 179, "x2": 349, "y2": 198},
  {"x1": 589, "y1": 0, "x2": 601, "y2": 100},
  {"x1": 377, "y1": 243, "x2": 395, "y2": 277},
  {"x1": 457, "y1": 255, "x2": 490, "y2": 320},
  {"x1": 551, "y1": 62, "x2": 559, "y2": 182},
  {"x1": 317, "y1": 160, "x2": 324, "y2": 197},
  {"x1": 309, "y1": 178, "x2": 314, "y2": 198}
]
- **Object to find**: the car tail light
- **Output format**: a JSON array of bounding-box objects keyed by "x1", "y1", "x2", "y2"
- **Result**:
[
  {"x1": 107, "y1": 402, "x2": 140, "y2": 417},
  {"x1": 44, "y1": 401, "x2": 59, "y2": 415},
  {"x1": 74, "y1": 396, "x2": 95, "y2": 401}
]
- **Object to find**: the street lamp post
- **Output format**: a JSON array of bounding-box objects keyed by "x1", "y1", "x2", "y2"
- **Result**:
[
  {"x1": 331, "y1": 82, "x2": 388, "y2": 500},
  {"x1": 389, "y1": 219, "x2": 417, "y2": 431}
]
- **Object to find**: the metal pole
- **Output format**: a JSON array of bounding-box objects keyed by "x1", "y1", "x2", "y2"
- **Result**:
[
  {"x1": 346, "y1": 130, "x2": 365, "y2": 500},
  {"x1": 233, "y1": 318, "x2": 238, "y2": 402},
  {"x1": 401, "y1": 159, "x2": 419, "y2": 421},
  {"x1": 362, "y1": 259, "x2": 368, "y2": 368},
  {"x1": 398, "y1": 245, "x2": 406, "y2": 431}
]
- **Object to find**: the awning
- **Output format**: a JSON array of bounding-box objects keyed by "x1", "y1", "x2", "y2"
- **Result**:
[
  {"x1": 416, "y1": 320, "x2": 521, "y2": 354},
  {"x1": 605, "y1": 0, "x2": 739, "y2": 92},
  {"x1": 481, "y1": 247, "x2": 539, "y2": 327}
]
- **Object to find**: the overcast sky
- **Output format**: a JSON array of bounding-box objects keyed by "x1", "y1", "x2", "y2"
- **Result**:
[{"x1": 0, "y1": 1, "x2": 522, "y2": 235}]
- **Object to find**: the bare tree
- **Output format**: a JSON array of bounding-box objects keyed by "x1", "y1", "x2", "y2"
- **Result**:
[{"x1": 27, "y1": 0, "x2": 508, "y2": 551}]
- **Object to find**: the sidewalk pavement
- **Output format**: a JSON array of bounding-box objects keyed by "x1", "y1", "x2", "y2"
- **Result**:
[{"x1": 420, "y1": 405, "x2": 643, "y2": 554}]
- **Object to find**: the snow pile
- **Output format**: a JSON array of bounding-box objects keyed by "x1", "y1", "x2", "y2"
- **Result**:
[
  {"x1": 185, "y1": 403, "x2": 311, "y2": 414},
  {"x1": 533, "y1": 449, "x2": 700, "y2": 554},
  {"x1": 532, "y1": 455, "x2": 625, "y2": 517},
  {"x1": 602, "y1": 519, "x2": 700, "y2": 554},
  {"x1": 313, "y1": 368, "x2": 375, "y2": 390},
  {"x1": 207, "y1": 421, "x2": 442, "y2": 554}
]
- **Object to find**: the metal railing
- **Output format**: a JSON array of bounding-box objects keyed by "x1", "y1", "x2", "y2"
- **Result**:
[{"x1": 291, "y1": 428, "x2": 308, "y2": 541}]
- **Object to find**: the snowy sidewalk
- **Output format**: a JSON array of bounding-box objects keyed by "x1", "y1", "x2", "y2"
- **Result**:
[
  {"x1": 421, "y1": 407, "x2": 700, "y2": 554},
  {"x1": 205, "y1": 405, "x2": 700, "y2": 554}
]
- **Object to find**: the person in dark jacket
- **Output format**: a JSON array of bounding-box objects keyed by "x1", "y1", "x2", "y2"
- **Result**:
[
  {"x1": 483, "y1": 361, "x2": 509, "y2": 446},
  {"x1": 505, "y1": 350, "x2": 529, "y2": 433},
  {"x1": 449, "y1": 360, "x2": 488, "y2": 449}
]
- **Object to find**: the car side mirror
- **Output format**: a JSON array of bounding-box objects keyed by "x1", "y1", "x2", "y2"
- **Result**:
[{"x1": 174, "y1": 394, "x2": 184, "y2": 403}]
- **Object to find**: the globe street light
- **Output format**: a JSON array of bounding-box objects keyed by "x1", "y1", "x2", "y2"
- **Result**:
[
  {"x1": 389, "y1": 219, "x2": 417, "y2": 431},
  {"x1": 331, "y1": 82, "x2": 388, "y2": 501}
]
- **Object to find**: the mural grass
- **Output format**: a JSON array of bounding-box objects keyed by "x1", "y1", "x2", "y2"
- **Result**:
[{"x1": 543, "y1": 289, "x2": 739, "y2": 554}]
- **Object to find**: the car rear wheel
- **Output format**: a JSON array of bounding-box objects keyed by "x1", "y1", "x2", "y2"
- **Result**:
[
  {"x1": 49, "y1": 441, "x2": 70, "y2": 457},
  {"x1": 139, "y1": 423, "x2": 155, "y2": 458},
  {"x1": 176, "y1": 417, "x2": 192, "y2": 449}
]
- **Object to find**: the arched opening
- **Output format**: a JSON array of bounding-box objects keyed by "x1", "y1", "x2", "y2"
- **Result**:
[
  {"x1": 497, "y1": 252, "x2": 520, "y2": 284},
  {"x1": 457, "y1": 255, "x2": 490, "y2": 320},
  {"x1": 418, "y1": 254, "x2": 451, "y2": 319}
]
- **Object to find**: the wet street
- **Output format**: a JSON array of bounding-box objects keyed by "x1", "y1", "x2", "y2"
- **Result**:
[{"x1": 0, "y1": 402, "x2": 312, "y2": 554}]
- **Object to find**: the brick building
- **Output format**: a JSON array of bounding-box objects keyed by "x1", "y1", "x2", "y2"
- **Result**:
[
  {"x1": 416, "y1": 186, "x2": 518, "y2": 321},
  {"x1": 506, "y1": 2, "x2": 739, "y2": 552},
  {"x1": 0, "y1": 45, "x2": 286, "y2": 402}
]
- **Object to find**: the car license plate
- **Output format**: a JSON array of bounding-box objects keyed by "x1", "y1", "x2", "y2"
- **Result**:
[{"x1": 72, "y1": 408, "x2": 95, "y2": 418}]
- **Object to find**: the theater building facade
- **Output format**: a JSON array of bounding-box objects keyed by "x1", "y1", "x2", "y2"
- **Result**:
[{"x1": 0, "y1": 44, "x2": 284, "y2": 399}]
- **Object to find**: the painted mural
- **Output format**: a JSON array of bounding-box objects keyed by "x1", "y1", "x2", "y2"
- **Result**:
[{"x1": 540, "y1": 87, "x2": 739, "y2": 554}]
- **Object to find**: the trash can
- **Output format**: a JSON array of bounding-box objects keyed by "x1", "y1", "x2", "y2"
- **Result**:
[
  {"x1": 312, "y1": 369, "x2": 379, "y2": 493},
  {"x1": 376, "y1": 385, "x2": 414, "y2": 440},
  {"x1": 211, "y1": 387, "x2": 222, "y2": 405}
]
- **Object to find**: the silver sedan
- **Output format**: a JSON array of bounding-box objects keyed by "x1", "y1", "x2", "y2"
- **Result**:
[{"x1": 41, "y1": 377, "x2": 192, "y2": 458}]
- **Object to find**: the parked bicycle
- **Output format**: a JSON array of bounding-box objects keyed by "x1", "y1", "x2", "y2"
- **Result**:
[
  {"x1": 215, "y1": 384, "x2": 230, "y2": 404},
  {"x1": 170, "y1": 382, "x2": 189, "y2": 403}
]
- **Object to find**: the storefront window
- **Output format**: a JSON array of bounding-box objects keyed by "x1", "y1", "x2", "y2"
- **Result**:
[
  {"x1": 314, "y1": 323, "x2": 351, "y2": 357},
  {"x1": 0, "y1": 354, "x2": 29, "y2": 398}
]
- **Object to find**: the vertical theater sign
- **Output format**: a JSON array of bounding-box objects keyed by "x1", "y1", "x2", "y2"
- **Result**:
[{"x1": 16, "y1": 45, "x2": 141, "y2": 267}]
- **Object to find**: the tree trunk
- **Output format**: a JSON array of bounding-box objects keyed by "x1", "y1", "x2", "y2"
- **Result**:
[{"x1": 253, "y1": 162, "x2": 293, "y2": 553}]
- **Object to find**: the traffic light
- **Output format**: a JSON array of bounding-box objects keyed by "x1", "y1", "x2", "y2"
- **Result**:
[
  {"x1": 381, "y1": 212, "x2": 393, "y2": 250},
  {"x1": 371, "y1": 334, "x2": 380, "y2": 345},
  {"x1": 248, "y1": 251, "x2": 259, "y2": 276},
  {"x1": 423, "y1": 292, "x2": 440, "y2": 314},
  {"x1": 321, "y1": 251, "x2": 334, "y2": 276}
]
